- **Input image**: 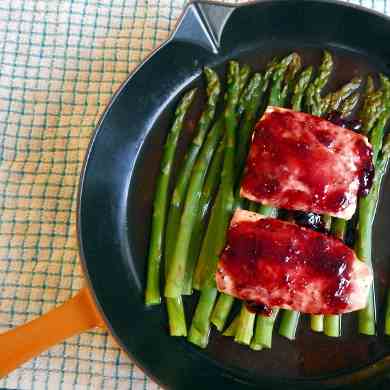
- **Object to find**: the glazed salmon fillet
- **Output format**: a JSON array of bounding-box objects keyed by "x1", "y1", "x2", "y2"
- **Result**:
[
  {"x1": 240, "y1": 107, "x2": 374, "y2": 220},
  {"x1": 216, "y1": 209, "x2": 372, "y2": 315}
]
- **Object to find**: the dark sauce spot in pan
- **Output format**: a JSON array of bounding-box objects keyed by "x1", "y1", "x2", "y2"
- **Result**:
[{"x1": 245, "y1": 300, "x2": 274, "y2": 316}]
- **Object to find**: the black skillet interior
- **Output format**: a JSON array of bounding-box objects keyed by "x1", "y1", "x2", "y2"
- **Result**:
[{"x1": 78, "y1": 1, "x2": 390, "y2": 389}]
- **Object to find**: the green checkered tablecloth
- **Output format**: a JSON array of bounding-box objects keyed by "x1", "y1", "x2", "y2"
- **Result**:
[{"x1": 0, "y1": 0, "x2": 388, "y2": 389}]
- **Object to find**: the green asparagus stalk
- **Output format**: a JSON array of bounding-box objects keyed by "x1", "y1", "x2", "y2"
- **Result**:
[
  {"x1": 355, "y1": 77, "x2": 390, "y2": 335},
  {"x1": 250, "y1": 315, "x2": 264, "y2": 351},
  {"x1": 370, "y1": 110, "x2": 390, "y2": 164},
  {"x1": 359, "y1": 76, "x2": 383, "y2": 135},
  {"x1": 305, "y1": 50, "x2": 333, "y2": 115},
  {"x1": 268, "y1": 53, "x2": 297, "y2": 106},
  {"x1": 165, "y1": 68, "x2": 220, "y2": 276},
  {"x1": 202, "y1": 59, "x2": 241, "y2": 282},
  {"x1": 279, "y1": 309, "x2": 301, "y2": 340},
  {"x1": 310, "y1": 315, "x2": 324, "y2": 333},
  {"x1": 192, "y1": 63, "x2": 253, "y2": 340},
  {"x1": 338, "y1": 92, "x2": 360, "y2": 117},
  {"x1": 197, "y1": 63, "x2": 249, "y2": 291},
  {"x1": 163, "y1": 70, "x2": 220, "y2": 334},
  {"x1": 188, "y1": 62, "x2": 242, "y2": 347},
  {"x1": 311, "y1": 78, "x2": 366, "y2": 337},
  {"x1": 145, "y1": 88, "x2": 197, "y2": 306},
  {"x1": 210, "y1": 290, "x2": 235, "y2": 331},
  {"x1": 320, "y1": 76, "x2": 363, "y2": 116},
  {"x1": 183, "y1": 140, "x2": 225, "y2": 294},
  {"x1": 380, "y1": 73, "x2": 390, "y2": 104},
  {"x1": 357, "y1": 127, "x2": 390, "y2": 335},
  {"x1": 209, "y1": 73, "x2": 269, "y2": 331},
  {"x1": 193, "y1": 64, "x2": 254, "y2": 291},
  {"x1": 323, "y1": 217, "x2": 347, "y2": 338},
  {"x1": 310, "y1": 79, "x2": 378, "y2": 340},
  {"x1": 235, "y1": 304, "x2": 256, "y2": 345},
  {"x1": 164, "y1": 113, "x2": 224, "y2": 298},
  {"x1": 280, "y1": 54, "x2": 302, "y2": 104},
  {"x1": 291, "y1": 66, "x2": 313, "y2": 111},
  {"x1": 237, "y1": 64, "x2": 252, "y2": 112},
  {"x1": 223, "y1": 316, "x2": 239, "y2": 337},
  {"x1": 235, "y1": 73, "x2": 264, "y2": 179},
  {"x1": 187, "y1": 287, "x2": 218, "y2": 348},
  {"x1": 262, "y1": 57, "x2": 279, "y2": 93},
  {"x1": 386, "y1": 288, "x2": 390, "y2": 336},
  {"x1": 166, "y1": 299, "x2": 187, "y2": 336},
  {"x1": 253, "y1": 309, "x2": 279, "y2": 349}
]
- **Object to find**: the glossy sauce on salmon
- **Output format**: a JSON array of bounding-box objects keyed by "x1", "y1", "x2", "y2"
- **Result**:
[
  {"x1": 216, "y1": 210, "x2": 372, "y2": 314},
  {"x1": 240, "y1": 107, "x2": 374, "y2": 219}
]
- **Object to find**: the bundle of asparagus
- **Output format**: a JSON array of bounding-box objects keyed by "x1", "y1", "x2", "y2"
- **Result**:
[{"x1": 145, "y1": 51, "x2": 390, "y2": 351}]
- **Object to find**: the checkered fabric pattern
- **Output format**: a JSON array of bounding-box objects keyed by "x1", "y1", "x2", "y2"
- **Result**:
[{"x1": 0, "y1": 0, "x2": 388, "y2": 389}]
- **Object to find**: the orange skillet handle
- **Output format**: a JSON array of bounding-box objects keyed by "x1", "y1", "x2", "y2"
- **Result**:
[{"x1": 0, "y1": 287, "x2": 105, "y2": 378}]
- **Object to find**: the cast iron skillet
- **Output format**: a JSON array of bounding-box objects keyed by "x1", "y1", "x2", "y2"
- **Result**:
[{"x1": 79, "y1": 1, "x2": 390, "y2": 388}]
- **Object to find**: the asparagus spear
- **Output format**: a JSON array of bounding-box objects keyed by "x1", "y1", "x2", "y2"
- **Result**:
[
  {"x1": 209, "y1": 73, "x2": 268, "y2": 331},
  {"x1": 235, "y1": 73, "x2": 264, "y2": 179},
  {"x1": 166, "y1": 117, "x2": 222, "y2": 333},
  {"x1": 235, "y1": 304, "x2": 256, "y2": 345},
  {"x1": 305, "y1": 50, "x2": 333, "y2": 115},
  {"x1": 386, "y1": 287, "x2": 390, "y2": 336},
  {"x1": 145, "y1": 88, "x2": 197, "y2": 306},
  {"x1": 250, "y1": 315, "x2": 264, "y2": 351},
  {"x1": 291, "y1": 66, "x2": 313, "y2": 111},
  {"x1": 279, "y1": 309, "x2": 301, "y2": 341},
  {"x1": 163, "y1": 70, "x2": 220, "y2": 335},
  {"x1": 370, "y1": 110, "x2": 390, "y2": 164},
  {"x1": 197, "y1": 62, "x2": 241, "y2": 290},
  {"x1": 210, "y1": 293, "x2": 236, "y2": 331},
  {"x1": 320, "y1": 76, "x2": 363, "y2": 116},
  {"x1": 355, "y1": 76, "x2": 390, "y2": 335},
  {"x1": 252, "y1": 309, "x2": 279, "y2": 349},
  {"x1": 165, "y1": 65, "x2": 243, "y2": 299},
  {"x1": 164, "y1": 114, "x2": 225, "y2": 298},
  {"x1": 268, "y1": 53, "x2": 297, "y2": 106},
  {"x1": 192, "y1": 69, "x2": 256, "y2": 291},
  {"x1": 188, "y1": 62, "x2": 241, "y2": 347},
  {"x1": 357, "y1": 121, "x2": 390, "y2": 335},
  {"x1": 183, "y1": 140, "x2": 224, "y2": 294},
  {"x1": 223, "y1": 316, "x2": 239, "y2": 337},
  {"x1": 323, "y1": 217, "x2": 347, "y2": 337},
  {"x1": 165, "y1": 68, "x2": 221, "y2": 276},
  {"x1": 359, "y1": 75, "x2": 383, "y2": 135},
  {"x1": 280, "y1": 54, "x2": 302, "y2": 105},
  {"x1": 187, "y1": 287, "x2": 218, "y2": 348},
  {"x1": 237, "y1": 64, "x2": 252, "y2": 113},
  {"x1": 339, "y1": 92, "x2": 360, "y2": 117}
]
